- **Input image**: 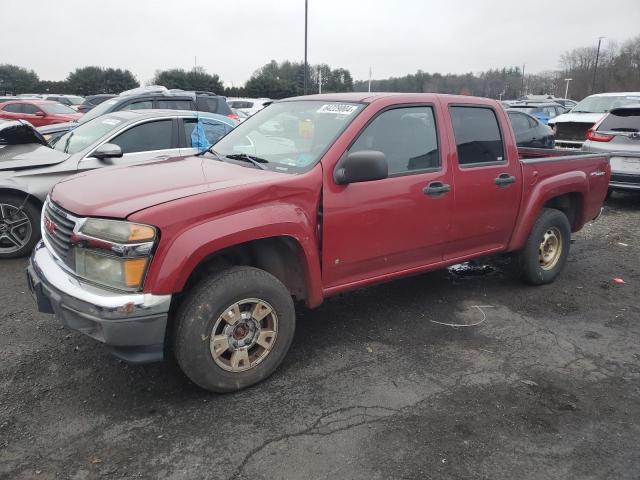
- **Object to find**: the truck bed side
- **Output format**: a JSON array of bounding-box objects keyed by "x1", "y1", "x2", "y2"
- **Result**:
[{"x1": 508, "y1": 148, "x2": 610, "y2": 251}]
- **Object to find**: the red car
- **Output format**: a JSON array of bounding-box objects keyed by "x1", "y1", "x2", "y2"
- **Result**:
[
  {"x1": 0, "y1": 100, "x2": 82, "y2": 127},
  {"x1": 28, "y1": 93, "x2": 610, "y2": 392}
]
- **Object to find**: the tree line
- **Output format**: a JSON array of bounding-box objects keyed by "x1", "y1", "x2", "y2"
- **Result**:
[{"x1": 1, "y1": 34, "x2": 638, "y2": 100}]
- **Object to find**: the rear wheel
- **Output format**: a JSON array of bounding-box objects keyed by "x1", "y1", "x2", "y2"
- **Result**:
[
  {"x1": 518, "y1": 208, "x2": 571, "y2": 285},
  {"x1": 0, "y1": 195, "x2": 41, "y2": 259},
  {"x1": 173, "y1": 266, "x2": 295, "y2": 392}
]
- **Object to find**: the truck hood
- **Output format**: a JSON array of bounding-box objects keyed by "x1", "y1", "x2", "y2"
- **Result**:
[
  {"x1": 50, "y1": 155, "x2": 283, "y2": 218},
  {"x1": 0, "y1": 143, "x2": 69, "y2": 171},
  {"x1": 548, "y1": 112, "x2": 605, "y2": 125}
]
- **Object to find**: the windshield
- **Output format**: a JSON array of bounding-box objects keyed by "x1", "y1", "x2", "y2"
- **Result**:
[
  {"x1": 40, "y1": 102, "x2": 77, "y2": 115},
  {"x1": 79, "y1": 98, "x2": 119, "y2": 123},
  {"x1": 572, "y1": 95, "x2": 640, "y2": 113},
  {"x1": 213, "y1": 100, "x2": 364, "y2": 173},
  {"x1": 53, "y1": 115, "x2": 124, "y2": 154}
]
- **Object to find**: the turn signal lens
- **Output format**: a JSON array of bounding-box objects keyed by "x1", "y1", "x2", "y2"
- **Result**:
[
  {"x1": 128, "y1": 224, "x2": 156, "y2": 242},
  {"x1": 124, "y1": 258, "x2": 148, "y2": 288}
]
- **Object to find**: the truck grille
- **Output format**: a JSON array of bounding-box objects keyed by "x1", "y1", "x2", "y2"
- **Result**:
[
  {"x1": 611, "y1": 173, "x2": 640, "y2": 185},
  {"x1": 43, "y1": 200, "x2": 77, "y2": 264},
  {"x1": 555, "y1": 122, "x2": 594, "y2": 142}
]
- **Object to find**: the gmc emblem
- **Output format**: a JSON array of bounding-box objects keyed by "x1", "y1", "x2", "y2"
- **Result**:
[{"x1": 44, "y1": 216, "x2": 57, "y2": 235}]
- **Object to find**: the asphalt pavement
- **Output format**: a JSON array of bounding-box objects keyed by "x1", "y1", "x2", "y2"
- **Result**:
[{"x1": 1, "y1": 193, "x2": 639, "y2": 480}]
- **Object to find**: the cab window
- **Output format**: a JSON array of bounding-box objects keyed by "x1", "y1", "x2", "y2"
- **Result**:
[
  {"x1": 450, "y1": 106, "x2": 504, "y2": 166},
  {"x1": 349, "y1": 106, "x2": 439, "y2": 175}
]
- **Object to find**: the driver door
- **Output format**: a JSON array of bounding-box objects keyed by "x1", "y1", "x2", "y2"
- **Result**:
[{"x1": 322, "y1": 105, "x2": 453, "y2": 289}]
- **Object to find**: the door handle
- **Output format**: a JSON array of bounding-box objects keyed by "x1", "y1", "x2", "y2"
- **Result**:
[
  {"x1": 423, "y1": 181, "x2": 451, "y2": 197},
  {"x1": 494, "y1": 173, "x2": 516, "y2": 187}
]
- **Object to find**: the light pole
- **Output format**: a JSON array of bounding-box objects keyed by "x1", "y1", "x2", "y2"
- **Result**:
[
  {"x1": 303, "y1": 0, "x2": 308, "y2": 95},
  {"x1": 591, "y1": 36, "x2": 605, "y2": 94},
  {"x1": 564, "y1": 78, "x2": 573, "y2": 99}
]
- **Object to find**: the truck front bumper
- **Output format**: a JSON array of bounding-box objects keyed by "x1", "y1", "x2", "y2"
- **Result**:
[{"x1": 26, "y1": 241, "x2": 171, "y2": 363}]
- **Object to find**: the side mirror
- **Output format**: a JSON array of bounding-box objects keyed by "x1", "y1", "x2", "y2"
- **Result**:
[
  {"x1": 92, "y1": 143, "x2": 123, "y2": 160},
  {"x1": 34, "y1": 111, "x2": 46, "y2": 117},
  {"x1": 334, "y1": 150, "x2": 388, "y2": 185}
]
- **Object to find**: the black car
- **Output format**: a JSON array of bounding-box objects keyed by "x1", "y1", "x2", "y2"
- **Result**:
[
  {"x1": 508, "y1": 102, "x2": 567, "y2": 125},
  {"x1": 507, "y1": 109, "x2": 555, "y2": 148},
  {"x1": 75, "y1": 94, "x2": 117, "y2": 114}
]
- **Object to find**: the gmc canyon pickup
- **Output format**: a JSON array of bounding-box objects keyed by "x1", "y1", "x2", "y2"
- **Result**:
[{"x1": 27, "y1": 93, "x2": 610, "y2": 392}]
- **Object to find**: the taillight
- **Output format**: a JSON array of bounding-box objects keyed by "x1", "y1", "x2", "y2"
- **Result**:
[
  {"x1": 586, "y1": 128, "x2": 614, "y2": 142},
  {"x1": 227, "y1": 113, "x2": 239, "y2": 121}
]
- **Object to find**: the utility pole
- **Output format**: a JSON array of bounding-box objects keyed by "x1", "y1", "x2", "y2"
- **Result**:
[
  {"x1": 318, "y1": 69, "x2": 322, "y2": 94},
  {"x1": 520, "y1": 63, "x2": 526, "y2": 98},
  {"x1": 304, "y1": 0, "x2": 308, "y2": 95},
  {"x1": 591, "y1": 36, "x2": 605, "y2": 94},
  {"x1": 368, "y1": 67, "x2": 372, "y2": 93},
  {"x1": 194, "y1": 56, "x2": 197, "y2": 69},
  {"x1": 564, "y1": 78, "x2": 573, "y2": 99}
]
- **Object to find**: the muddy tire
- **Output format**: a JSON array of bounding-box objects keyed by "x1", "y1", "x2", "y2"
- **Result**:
[
  {"x1": 518, "y1": 208, "x2": 571, "y2": 285},
  {"x1": 173, "y1": 266, "x2": 295, "y2": 392},
  {"x1": 0, "y1": 195, "x2": 41, "y2": 259}
]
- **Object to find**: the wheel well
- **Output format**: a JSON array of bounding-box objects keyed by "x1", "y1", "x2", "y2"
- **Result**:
[
  {"x1": 0, "y1": 188, "x2": 43, "y2": 211},
  {"x1": 543, "y1": 193, "x2": 582, "y2": 230},
  {"x1": 183, "y1": 236, "x2": 308, "y2": 301}
]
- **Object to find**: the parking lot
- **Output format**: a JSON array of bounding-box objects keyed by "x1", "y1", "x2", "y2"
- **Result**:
[{"x1": 0, "y1": 193, "x2": 637, "y2": 479}]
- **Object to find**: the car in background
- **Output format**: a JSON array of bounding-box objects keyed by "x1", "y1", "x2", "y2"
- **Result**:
[
  {"x1": 75, "y1": 94, "x2": 117, "y2": 114},
  {"x1": 226, "y1": 97, "x2": 272, "y2": 116},
  {"x1": 39, "y1": 87, "x2": 237, "y2": 139},
  {"x1": 0, "y1": 119, "x2": 48, "y2": 146},
  {"x1": 0, "y1": 109, "x2": 237, "y2": 258},
  {"x1": 582, "y1": 105, "x2": 640, "y2": 194},
  {"x1": 549, "y1": 92, "x2": 640, "y2": 149},
  {"x1": 506, "y1": 109, "x2": 555, "y2": 148},
  {"x1": 553, "y1": 98, "x2": 578, "y2": 110},
  {"x1": 0, "y1": 100, "x2": 82, "y2": 127},
  {"x1": 507, "y1": 102, "x2": 567, "y2": 125},
  {"x1": 41, "y1": 95, "x2": 85, "y2": 110}
]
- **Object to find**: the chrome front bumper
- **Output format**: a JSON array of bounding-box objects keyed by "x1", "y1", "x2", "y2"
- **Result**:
[{"x1": 27, "y1": 241, "x2": 171, "y2": 363}]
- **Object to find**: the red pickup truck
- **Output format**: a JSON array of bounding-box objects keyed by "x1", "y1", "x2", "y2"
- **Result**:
[{"x1": 27, "y1": 93, "x2": 610, "y2": 392}]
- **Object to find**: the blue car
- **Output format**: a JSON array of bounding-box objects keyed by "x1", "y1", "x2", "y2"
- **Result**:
[{"x1": 507, "y1": 102, "x2": 567, "y2": 125}]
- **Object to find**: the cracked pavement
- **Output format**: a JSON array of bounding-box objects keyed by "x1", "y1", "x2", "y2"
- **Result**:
[{"x1": 1, "y1": 193, "x2": 639, "y2": 479}]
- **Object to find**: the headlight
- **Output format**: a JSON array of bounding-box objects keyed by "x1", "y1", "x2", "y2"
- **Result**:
[
  {"x1": 79, "y1": 218, "x2": 156, "y2": 243},
  {"x1": 72, "y1": 218, "x2": 157, "y2": 291}
]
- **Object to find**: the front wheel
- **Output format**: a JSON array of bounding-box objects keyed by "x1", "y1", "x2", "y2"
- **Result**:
[
  {"x1": 518, "y1": 208, "x2": 571, "y2": 285},
  {"x1": 173, "y1": 266, "x2": 295, "y2": 392},
  {"x1": 0, "y1": 195, "x2": 41, "y2": 259}
]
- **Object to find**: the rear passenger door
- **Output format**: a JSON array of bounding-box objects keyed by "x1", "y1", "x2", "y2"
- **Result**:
[
  {"x1": 445, "y1": 104, "x2": 521, "y2": 259},
  {"x1": 322, "y1": 104, "x2": 454, "y2": 288}
]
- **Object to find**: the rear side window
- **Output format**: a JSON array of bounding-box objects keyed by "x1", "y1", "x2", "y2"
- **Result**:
[
  {"x1": 598, "y1": 112, "x2": 640, "y2": 132},
  {"x1": 110, "y1": 120, "x2": 173, "y2": 154},
  {"x1": 508, "y1": 112, "x2": 530, "y2": 133},
  {"x1": 122, "y1": 100, "x2": 153, "y2": 111},
  {"x1": 450, "y1": 106, "x2": 504, "y2": 166},
  {"x1": 157, "y1": 99, "x2": 193, "y2": 110},
  {"x1": 183, "y1": 118, "x2": 233, "y2": 147},
  {"x1": 197, "y1": 96, "x2": 232, "y2": 115},
  {"x1": 349, "y1": 106, "x2": 439, "y2": 175},
  {"x1": 2, "y1": 104, "x2": 23, "y2": 113}
]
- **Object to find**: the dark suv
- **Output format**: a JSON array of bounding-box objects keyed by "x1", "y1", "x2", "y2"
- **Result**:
[
  {"x1": 78, "y1": 90, "x2": 235, "y2": 125},
  {"x1": 38, "y1": 89, "x2": 236, "y2": 140}
]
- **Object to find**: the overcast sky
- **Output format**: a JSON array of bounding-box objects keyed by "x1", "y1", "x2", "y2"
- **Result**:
[{"x1": 3, "y1": 0, "x2": 639, "y2": 86}]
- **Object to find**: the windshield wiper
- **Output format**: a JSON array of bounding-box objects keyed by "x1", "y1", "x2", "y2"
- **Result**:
[
  {"x1": 224, "y1": 153, "x2": 268, "y2": 170},
  {"x1": 63, "y1": 132, "x2": 74, "y2": 153}
]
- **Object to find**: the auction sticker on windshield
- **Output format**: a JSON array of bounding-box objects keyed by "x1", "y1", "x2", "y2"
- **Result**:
[{"x1": 317, "y1": 104, "x2": 359, "y2": 115}]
